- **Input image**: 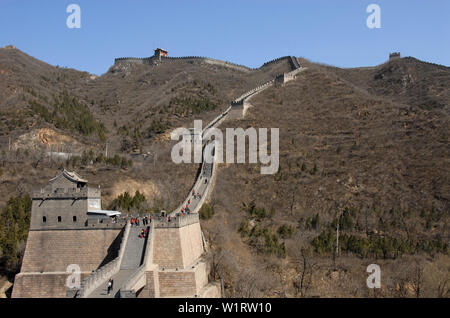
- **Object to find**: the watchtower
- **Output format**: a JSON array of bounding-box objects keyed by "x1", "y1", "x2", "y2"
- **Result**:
[
  {"x1": 30, "y1": 169, "x2": 118, "y2": 230},
  {"x1": 12, "y1": 170, "x2": 124, "y2": 298},
  {"x1": 154, "y1": 48, "x2": 168, "y2": 60},
  {"x1": 389, "y1": 52, "x2": 401, "y2": 60}
]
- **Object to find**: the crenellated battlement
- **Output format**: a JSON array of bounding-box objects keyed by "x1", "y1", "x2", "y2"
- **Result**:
[{"x1": 114, "y1": 49, "x2": 298, "y2": 73}]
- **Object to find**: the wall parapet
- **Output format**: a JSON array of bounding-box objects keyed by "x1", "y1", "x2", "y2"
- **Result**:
[
  {"x1": 114, "y1": 53, "x2": 297, "y2": 73},
  {"x1": 153, "y1": 213, "x2": 199, "y2": 228},
  {"x1": 33, "y1": 187, "x2": 101, "y2": 200}
]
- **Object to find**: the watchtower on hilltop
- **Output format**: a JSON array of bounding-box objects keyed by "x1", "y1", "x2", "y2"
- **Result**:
[
  {"x1": 389, "y1": 52, "x2": 401, "y2": 60},
  {"x1": 154, "y1": 48, "x2": 168, "y2": 60}
]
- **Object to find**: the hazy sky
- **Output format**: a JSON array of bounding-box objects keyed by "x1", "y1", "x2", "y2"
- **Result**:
[{"x1": 1, "y1": 0, "x2": 449, "y2": 75}]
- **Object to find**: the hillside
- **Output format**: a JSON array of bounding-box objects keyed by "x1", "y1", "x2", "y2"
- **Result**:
[
  {"x1": 0, "y1": 47, "x2": 448, "y2": 297},
  {"x1": 0, "y1": 46, "x2": 292, "y2": 154},
  {"x1": 202, "y1": 58, "x2": 449, "y2": 297},
  {"x1": 0, "y1": 47, "x2": 293, "y2": 281}
]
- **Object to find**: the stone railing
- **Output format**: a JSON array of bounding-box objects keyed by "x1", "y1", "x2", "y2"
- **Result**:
[
  {"x1": 202, "y1": 106, "x2": 231, "y2": 140},
  {"x1": 153, "y1": 213, "x2": 200, "y2": 229},
  {"x1": 232, "y1": 79, "x2": 275, "y2": 103},
  {"x1": 76, "y1": 221, "x2": 131, "y2": 297},
  {"x1": 119, "y1": 264, "x2": 147, "y2": 298}
]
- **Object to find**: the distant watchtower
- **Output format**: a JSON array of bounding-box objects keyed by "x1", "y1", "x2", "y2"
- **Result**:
[
  {"x1": 389, "y1": 52, "x2": 401, "y2": 60},
  {"x1": 154, "y1": 48, "x2": 168, "y2": 60}
]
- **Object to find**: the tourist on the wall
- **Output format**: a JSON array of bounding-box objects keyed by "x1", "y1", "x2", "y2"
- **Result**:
[{"x1": 107, "y1": 278, "x2": 113, "y2": 295}]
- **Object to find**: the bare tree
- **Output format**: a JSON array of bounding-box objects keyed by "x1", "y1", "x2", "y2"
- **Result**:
[
  {"x1": 294, "y1": 246, "x2": 316, "y2": 297},
  {"x1": 412, "y1": 261, "x2": 424, "y2": 298}
]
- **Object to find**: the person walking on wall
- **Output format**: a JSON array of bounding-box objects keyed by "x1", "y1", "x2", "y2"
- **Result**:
[{"x1": 107, "y1": 278, "x2": 113, "y2": 295}]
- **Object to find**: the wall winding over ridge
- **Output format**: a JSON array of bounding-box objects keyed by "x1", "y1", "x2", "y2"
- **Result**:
[
  {"x1": 16, "y1": 53, "x2": 304, "y2": 299},
  {"x1": 114, "y1": 53, "x2": 296, "y2": 73}
]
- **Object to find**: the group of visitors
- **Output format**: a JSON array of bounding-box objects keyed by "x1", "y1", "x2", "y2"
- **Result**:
[
  {"x1": 129, "y1": 215, "x2": 152, "y2": 227},
  {"x1": 139, "y1": 227, "x2": 149, "y2": 239},
  {"x1": 130, "y1": 217, "x2": 140, "y2": 226},
  {"x1": 192, "y1": 190, "x2": 202, "y2": 200},
  {"x1": 142, "y1": 216, "x2": 151, "y2": 225}
]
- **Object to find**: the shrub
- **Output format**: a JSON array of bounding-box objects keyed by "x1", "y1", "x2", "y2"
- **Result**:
[
  {"x1": 199, "y1": 203, "x2": 214, "y2": 220},
  {"x1": 0, "y1": 195, "x2": 32, "y2": 273},
  {"x1": 242, "y1": 201, "x2": 275, "y2": 219},
  {"x1": 277, "y1": 225, "x2": 294, "y2": 239},
  {"x1": 108, "y1": 191, "x2": 146, "y2": 212}
]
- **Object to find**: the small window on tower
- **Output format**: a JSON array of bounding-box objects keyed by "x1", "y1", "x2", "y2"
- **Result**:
[
  {"x1": 43, "y1": 216, "x2": 47, "y2": 223},
  {"x1": 58, "y1": 216, "x2": 62, "y2": 222},
  {"x1": 73, "y1": 216, "x2": 77, "y2": 222}
]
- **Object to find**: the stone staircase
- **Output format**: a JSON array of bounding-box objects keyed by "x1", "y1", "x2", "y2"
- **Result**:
[
  {"x1": 120, "y1": 225, "x2": 148, "y2": 270},
  {"x1": 85, "y1": 224, "x2": 149, "y2": 298},
  {"x1": 202, "y1": 162, "x2": 213, "y2": 178},
  {"x1": 289, "y1": 56, "x2": 301, "y2": 70}
]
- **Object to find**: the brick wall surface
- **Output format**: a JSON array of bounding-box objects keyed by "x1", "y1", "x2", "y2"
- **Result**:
[
  {"x1": 194, "y1": 261, "x2": 208, "y2": 293},
  {"x1": 180, "y1": 223, "x2": 204, "y2": 268},
  {"x1": 20, "y1": 229, "x2": 121, "y2": 273},
  {"x1": 12, "y1": 272, "x2": 89, "y2": 298},
  {"x1": 152, "y1": 227, "x2": 183, "y2": 269},
  {"x1": 158, "y1": 271, "x2": 197, "y2": 297}
]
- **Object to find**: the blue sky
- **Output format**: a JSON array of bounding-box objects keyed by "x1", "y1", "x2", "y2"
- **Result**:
[{"x1": 1, "y1": 0, "x2": 449, "y2": 75}]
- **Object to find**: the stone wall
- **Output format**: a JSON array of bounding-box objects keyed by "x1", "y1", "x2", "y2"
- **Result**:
[
  {"x1": 152, "y1": 220, "x2": 203, "y2": 269},
  {"x1": 12, "y1": 272, "x2": 89, "y2": 298},
  {"x1": 157, "y1": 261, "x2": 208, "y2": 297},
  {"x1": 158, "y1": 271, "x2": 197, "y2": 297},
  {"x1": 229, "y1": 56, "x2": 304, "y2": 119},
  {"x1": 19, "y1": 229, "x2": 122, "y2": 273},
  {"x1": 137, "y1": 268, "x2": 160, "y2": 298},
  {"x1": 179, "y1": 222, "x2": 204, "y2": 268},
  {"x1": 114, "y1": 54, "x2": 294, "y2": 73},
  {"x1": 78, "y1": 222, "x2": 130, "y2": 297}
]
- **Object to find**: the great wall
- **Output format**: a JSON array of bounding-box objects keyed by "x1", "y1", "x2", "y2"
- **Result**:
[{"x1": 12, "y1": 49, "x2": 305, "y2": 298}]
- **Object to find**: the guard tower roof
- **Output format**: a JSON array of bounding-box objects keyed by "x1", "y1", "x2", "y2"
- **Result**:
[{"x1": 49, "y1": 169, "x2": 88, "y2": 184}]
